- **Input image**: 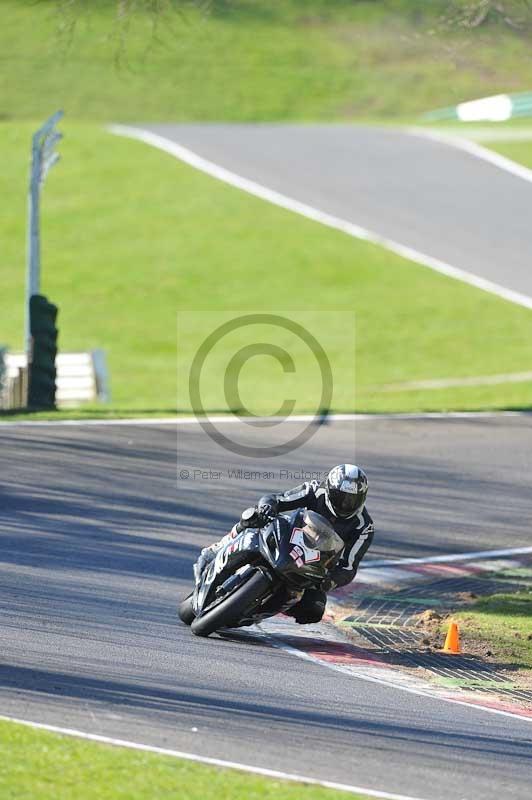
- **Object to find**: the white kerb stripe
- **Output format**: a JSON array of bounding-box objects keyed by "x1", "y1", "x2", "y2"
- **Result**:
[
  {"x1": 0, "y1": 714, "x2": 426, "y2": 800},
  {"x1": 107, "y1": 124, "x2": 532, "y2": 311},
  {"x1": 1, "y1": 410, "x2": 531, "y2": 427},
  {"x1": 364, "y1": 545, "x2": 532, "y2": 568},
  {"x1": 262, "y1": 630, "x2": 532, "y2": 724}
]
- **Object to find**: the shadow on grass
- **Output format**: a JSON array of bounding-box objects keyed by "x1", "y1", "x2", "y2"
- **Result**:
[{"x1": 471, "y1": 593, "x2": 532, "y2": 615}]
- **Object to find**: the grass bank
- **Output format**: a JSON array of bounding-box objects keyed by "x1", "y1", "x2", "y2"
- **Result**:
[
  {"x1": 2, "y1": 121, "x2": 532, "y2": 415},
  {"x1": 0, "y1": 719, "x2": 372, "y2": 800},
  {"x1": 452, "y1": 591, "x2": 532, "y2": 669},
  {"x1": 1, "y1": 1, "x2": 532, "y2": 122}
]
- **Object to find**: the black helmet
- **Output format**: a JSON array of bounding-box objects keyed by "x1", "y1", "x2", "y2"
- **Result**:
[{"x1": 325, "y1": 464, "x2": 368, "y2": 519}]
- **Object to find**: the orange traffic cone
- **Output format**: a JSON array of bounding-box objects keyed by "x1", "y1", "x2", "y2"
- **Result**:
[{"x1": 442, "y1": 621, "x2": 461, "y2": 654}]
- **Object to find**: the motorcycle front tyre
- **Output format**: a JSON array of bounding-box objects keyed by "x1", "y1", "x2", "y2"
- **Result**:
[
  {"x1": 178, "y1": 593, "x2": 196, "y2": 626},
  {"x1": 191, "y1": 569, "x2": 272, "y2": 638}
]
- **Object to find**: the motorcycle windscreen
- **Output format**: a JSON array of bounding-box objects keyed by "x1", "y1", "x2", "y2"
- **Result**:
[{"x1": 301, "y1": 511, "x2": 344, "y2": 568}]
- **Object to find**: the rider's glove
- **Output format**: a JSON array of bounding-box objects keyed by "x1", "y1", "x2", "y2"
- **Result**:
[
  {"x1": 257, "y1": 501, "x2": 277, "y2": 520},
  {"x1": 237, "y1": 501, "x2": 277, "y2": 532}
]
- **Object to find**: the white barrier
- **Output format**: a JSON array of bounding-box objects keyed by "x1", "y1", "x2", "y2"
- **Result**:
[
  {"x1": 423, "y1": 90, "x2": 532, "y2": 122},
  {"x1": 1, "y1": 351, "x2": 109, "y2": 409},
  {"x1": 0, "y1": 349, "x2": 28, "y2": 411}
]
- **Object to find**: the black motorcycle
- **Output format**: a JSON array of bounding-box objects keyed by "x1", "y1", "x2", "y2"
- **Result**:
[{"x1": 178, "y1": 507, "x2": 344, "y2": 637}]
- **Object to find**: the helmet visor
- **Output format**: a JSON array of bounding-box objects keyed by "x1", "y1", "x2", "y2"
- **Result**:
[{"x1": 328, "y1": 486, "x2": 367, "y2": 517}]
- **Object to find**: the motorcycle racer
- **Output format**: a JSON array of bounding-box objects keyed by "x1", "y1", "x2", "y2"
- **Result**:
[{"x1": 193, "y1": 464, "x2": 374, "y2": 626}]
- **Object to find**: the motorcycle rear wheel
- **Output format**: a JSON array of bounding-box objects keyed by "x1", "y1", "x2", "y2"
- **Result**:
[{"x1": 191, "y1": 569, "x2": 272, "y2": 638}]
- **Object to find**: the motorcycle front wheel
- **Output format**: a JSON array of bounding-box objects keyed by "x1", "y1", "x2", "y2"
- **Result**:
[
  {"x1": 191, "y1": 569, "x2": 272, "y2": 638},
  {"x1": 178, "y1": 593, "x2": 196, "y2": 625}
]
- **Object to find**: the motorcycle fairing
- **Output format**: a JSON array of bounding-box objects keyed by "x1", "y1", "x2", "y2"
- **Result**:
[{"x1": 193, "y1": 528, "x2": 262, "y2": 613}]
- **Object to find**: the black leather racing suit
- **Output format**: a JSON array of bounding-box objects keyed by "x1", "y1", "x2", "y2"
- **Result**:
[{"x1": 258, "y1": 480, "x2": 374, "y2": 622}]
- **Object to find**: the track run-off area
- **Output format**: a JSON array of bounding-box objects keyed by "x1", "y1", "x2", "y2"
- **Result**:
[{"x1": 1, "y1": 415, "x2": 531, "y2": 800}]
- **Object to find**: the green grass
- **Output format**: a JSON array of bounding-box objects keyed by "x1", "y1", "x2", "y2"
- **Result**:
[
  {"x1": 1, "y1": 0, "x2": 532, "y2": 122},
  {"x1": 2, "y1": 3, "x2": 532, "y2": 417},
  {"x1": 452, "y1": 591, "x2": 532, "y2": 669},
  {"x1": 0, "y1": 719, "x2": 371, "y2": 800},
  {"x1": 2, "y1": 120, "x2": 532, "y2": 415},
  {"x1": 485, "y1": 139, "x2": 532, "y2": 169}
]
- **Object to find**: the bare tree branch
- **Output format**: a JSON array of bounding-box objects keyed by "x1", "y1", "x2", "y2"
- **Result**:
[
  {"x1": 444, "y1": 0, "x2": 532, "y2": 30},
  {"x1": 53, "y1": 0, "x2": 214, "y2": 63}
]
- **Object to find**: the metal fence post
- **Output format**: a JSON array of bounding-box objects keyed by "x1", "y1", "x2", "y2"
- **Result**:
[
  {"x1": 25, "y1": 110, "x2": 64, "y2": 355},
  {"x1": 0, "y1": 347, "x2": 6, "y2": 404}
]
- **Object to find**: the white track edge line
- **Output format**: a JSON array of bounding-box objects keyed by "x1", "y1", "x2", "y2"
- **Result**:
[
  {"x1": 107, "y1": 124, "x2": 532, "y2": 311},
  {"x1": 0, "y1": 714, "x2": 426, "y2": 800},
  {"x1": 261, "y1": 630, "x2": 532, "y2": 724},
  {"x1": 1, "y1": 410, "x2": 531, "y2": 427},
  {"x1": 407, "y1": 126, "x2": 532, "y2": 185}
]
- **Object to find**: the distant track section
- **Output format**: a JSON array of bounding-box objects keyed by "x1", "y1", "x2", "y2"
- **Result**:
[{"x1": 110, "y1": 123, "x2": 532, "y2": 306}]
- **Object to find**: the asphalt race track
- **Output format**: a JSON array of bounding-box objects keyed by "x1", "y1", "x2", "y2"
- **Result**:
[
  {"x1": 141, "y1": 123, "x2": 532, "y2": 299},
  {"x1": 1, "y1": 417, "x2": 531, "y2": 799}
]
